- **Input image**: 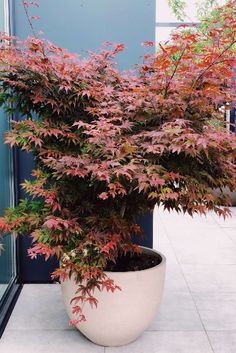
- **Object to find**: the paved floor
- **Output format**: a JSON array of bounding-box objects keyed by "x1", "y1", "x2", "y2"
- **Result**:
[{"x1": 1, "y1": 206, "x2": 236, "y2": 353}]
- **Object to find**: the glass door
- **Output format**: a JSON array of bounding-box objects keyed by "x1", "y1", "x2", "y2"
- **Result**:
[
  {"x1": 0, "y1": 116, "x2": 16, "y2": 302},
  {"x1": 0, "y1": 0, "x2": 17, "y2": 303}
]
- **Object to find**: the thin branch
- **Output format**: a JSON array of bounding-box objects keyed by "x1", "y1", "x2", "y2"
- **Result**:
[
  {"x1": 192, "y1": 39, "x2": 236, "y2": 87},
  {"x1": 22, "y1": 1, "x2": 38, "y2": 38},
  {"x1": 164, "y1": 46, "x2": 186, "y2": 98}
]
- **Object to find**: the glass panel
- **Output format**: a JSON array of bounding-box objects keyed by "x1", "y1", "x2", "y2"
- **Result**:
[
  {"x1": 156, "y1": 0, "x2": 227, "y2": 23},
  {"x1": 0, "y1": 112, "x2": 16, "y2": 302},
  {"x1": 156, "y1": 26, "x2": 175, "y2": 44},
  {"x1": 156, "y1": 0, "x2": 182, "y2": 22},
  {"x1": 0, "y1": 0, "x2": 16, "y2": 302}
]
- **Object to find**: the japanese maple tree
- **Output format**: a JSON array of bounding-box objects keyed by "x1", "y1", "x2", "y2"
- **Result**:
[{"x1": 0, "y1": 0, "x2": 236, "y2": 324}]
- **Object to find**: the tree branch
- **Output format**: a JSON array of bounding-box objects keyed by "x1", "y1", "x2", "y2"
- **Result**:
[
  {"x1": 22, "y1": 1, "x2": 38, "y2": 38},
  {"x1": 192, "y1": 39, "x2": 236, "y2": 87},
  {"x1": 164, "y1": 46, "x2": 186, "y2": 98}
]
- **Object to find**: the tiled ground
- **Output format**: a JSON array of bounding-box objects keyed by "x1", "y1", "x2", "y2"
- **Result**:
[{"x1": 1, "y1": 206, "x2": 236, "y2": 353}]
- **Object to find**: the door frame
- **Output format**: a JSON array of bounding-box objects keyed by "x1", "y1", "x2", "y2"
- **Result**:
[{"x1": 0, "y1": 0, "x2": 22, "y2": 338}]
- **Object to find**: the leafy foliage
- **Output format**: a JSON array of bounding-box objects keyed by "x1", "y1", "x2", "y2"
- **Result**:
[
  {"x1": 0, "y1": 1, "x2": 236, "y2": 324},
  {"x1": 168, "y1": 0, "x2": 187, "y2": 21},
  {"x1": 168, "y1": 0, "x2": 226, "y2": 21}
]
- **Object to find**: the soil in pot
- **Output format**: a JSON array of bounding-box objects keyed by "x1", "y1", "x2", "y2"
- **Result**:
[{"x1": 105, "y1": 251, "x2": 162, "y2": 272}]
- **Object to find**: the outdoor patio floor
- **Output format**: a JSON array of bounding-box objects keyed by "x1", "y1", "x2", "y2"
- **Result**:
[{"x1": 0, "y1": 206, "x2": 236, "y2": 353}]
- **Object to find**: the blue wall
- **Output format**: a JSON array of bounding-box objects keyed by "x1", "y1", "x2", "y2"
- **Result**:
[
  {"x1": 13, "y1": 0, "x2": 155, "y2": 282},
  {"x1": 14, "y1": 0, "x2": 155, "y2": 70}
]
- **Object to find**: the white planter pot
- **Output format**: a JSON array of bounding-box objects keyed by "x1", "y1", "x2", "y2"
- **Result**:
[{"x1": 61, "y1": 247, "x2": 166, "y2": 346}]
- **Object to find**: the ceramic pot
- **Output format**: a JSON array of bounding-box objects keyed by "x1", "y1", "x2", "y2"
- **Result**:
[{"x1": 61, "y1": 247, "x2": 166, "y2": 346}]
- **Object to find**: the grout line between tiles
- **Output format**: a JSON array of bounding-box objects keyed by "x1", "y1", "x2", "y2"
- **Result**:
[
  {"x1": 209, "y1": 211, "x2": 236, "y2": 249},
  {"x1": 145, "y1": 329, "x2": 207, "y2": 332},
  {"x1": 157, "y1": 208, "x2": 216, "y2": 353},
  {"x1": 206, "y1": 330, "x2": 236, "y2": 333},
  {"x1": 4, "y1": 328, "x2": 76, "y2": 332},
  {"x1": 154, "y1": 209, "x2": 179, "y2": 263}
]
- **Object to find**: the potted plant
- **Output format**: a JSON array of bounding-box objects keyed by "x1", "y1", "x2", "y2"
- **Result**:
[{"x1": 0, "y1": 0, "x2": 236, "y2": 346}]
